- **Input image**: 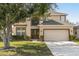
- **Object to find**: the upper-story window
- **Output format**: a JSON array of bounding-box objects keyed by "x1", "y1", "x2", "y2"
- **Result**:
[
  {"x1": 60, "y1": 16, "x2": 66, "y2": 22},
  {"x1": 31, "y1": 17, "x2": 39, "y2": 26}
]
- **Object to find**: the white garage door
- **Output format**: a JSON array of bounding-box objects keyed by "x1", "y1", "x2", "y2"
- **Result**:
[{"x1": 44, "y1": 30, "x2": 69, "y2": 41}]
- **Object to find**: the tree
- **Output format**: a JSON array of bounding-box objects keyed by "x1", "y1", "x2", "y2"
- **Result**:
[
  {"x1": 0, "y1": 3, "x2": 28, "y2": 48},
  {"x1": 27, "y1": 3, "x2": 57, "y2": 19},
  {"x1": 0, "y1": 3, "x2": 57, "y2": 49}
]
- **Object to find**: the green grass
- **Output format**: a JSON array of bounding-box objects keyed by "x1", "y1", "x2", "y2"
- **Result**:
[
  {"x1": 0, "y1": 41, "x2": 52, "y2": 56},
  {"x1": 72, "y1": 39, "x2": 79, "y2": 44}
]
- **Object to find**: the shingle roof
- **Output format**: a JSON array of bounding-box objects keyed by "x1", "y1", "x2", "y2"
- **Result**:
[{"x1": 42, "y1": 19, "x2": 63, "y2": 25}]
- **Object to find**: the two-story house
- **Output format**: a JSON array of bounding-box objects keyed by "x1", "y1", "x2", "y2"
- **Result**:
[{"x1": 12, "y1": 11, "x2": 74, "y2": 41}]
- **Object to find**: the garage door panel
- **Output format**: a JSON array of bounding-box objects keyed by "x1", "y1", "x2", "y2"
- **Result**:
[{"x1": 44, "y1": 30, "x2": 69, "y2": 41}]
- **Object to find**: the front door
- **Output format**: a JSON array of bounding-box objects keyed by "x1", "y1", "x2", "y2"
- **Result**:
[{"x1": 31, "y1": 29, "x2": 39, "y2": 39}]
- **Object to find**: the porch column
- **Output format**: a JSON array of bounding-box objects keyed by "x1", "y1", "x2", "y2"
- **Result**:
[
  {"x1": 26, "y1": 18, "x2": 31, "y2": 37},
  {"x1": 39, "y1": 26, "x2": 44, "y2": 41}
]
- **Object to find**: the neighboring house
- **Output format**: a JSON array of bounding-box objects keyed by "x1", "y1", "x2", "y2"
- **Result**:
[
  {"x1": 12, "y1": 11, "x2": 74, "y2": 41},
  {"x1": 74, "y1": 25, "x2": 79, "y2": 39}
]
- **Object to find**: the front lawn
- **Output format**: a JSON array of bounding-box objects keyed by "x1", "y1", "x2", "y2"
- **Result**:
[{"x1": 0, "y1": 41, "x2": 52, "y2": 56}]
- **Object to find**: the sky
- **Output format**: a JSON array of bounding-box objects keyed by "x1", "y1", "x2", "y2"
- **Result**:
[{"x1": 56, "y1": 3, "x2": 79, "y2": 24}]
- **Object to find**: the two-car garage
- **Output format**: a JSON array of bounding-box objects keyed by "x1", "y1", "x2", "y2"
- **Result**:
[
  {"x1": 38, "y1": 19, "x2": 73, "y2": 42},
  {"x1": 44, "y1": 29, "x2": 69, "y2": 41}
]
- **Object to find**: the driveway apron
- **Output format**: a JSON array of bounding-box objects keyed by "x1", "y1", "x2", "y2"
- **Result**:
[{"x1": 45, "y1": 41, "x2": 79, "y2": 56}]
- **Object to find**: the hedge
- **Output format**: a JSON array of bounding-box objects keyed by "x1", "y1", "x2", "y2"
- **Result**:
[{"x1": 12, "y1": 35, "x2": 31, "y2": 41}]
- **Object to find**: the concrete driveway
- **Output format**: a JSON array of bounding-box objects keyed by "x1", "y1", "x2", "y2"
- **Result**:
[{"x1": 45, "y1": 41, "x2": 79, "y2": 56}]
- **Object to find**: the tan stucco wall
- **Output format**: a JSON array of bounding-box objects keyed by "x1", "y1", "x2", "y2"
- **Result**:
[
  {"x1": 26, "y1": 19, "x2": 31, "y2": 37},
  {"x1": 12, "y1": 18, "x2": 31, "y2": 37},
  {"x1": 39, "y1": 25, "x2": 74, "y2": 36},
  {"x1": 48, "y1": 15, "x2": 61, "y2": 20}
]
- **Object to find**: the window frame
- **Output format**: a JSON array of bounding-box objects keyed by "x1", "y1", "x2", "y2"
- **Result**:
[{"x1": 16, "y1": 27, "x2": 26, "y2": 36}]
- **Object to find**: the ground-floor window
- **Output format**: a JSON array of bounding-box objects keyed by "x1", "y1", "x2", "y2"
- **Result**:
[{"x1": 16, "y1": 27, "x2": 26, "y2": 36}]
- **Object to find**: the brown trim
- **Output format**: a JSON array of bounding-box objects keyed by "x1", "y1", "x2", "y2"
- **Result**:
[{"x1": 43, "y1": 29, "x2": 70, "y2": 41}]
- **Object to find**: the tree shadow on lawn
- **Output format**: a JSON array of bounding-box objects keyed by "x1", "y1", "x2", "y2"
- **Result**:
[
  {"x1": 0, "y1": 41, "x2": 52, "y2": 56},
  {"x1": 15, "y1": 43, "x2": 52, "y2": 56}
]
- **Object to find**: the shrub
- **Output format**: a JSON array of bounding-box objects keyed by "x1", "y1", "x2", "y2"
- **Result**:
[
  {"x1": 69, "y1": 35, "x2": 76, "y2": 41},
  {"x1": 39, "y1": 35, "x2": 44, "y2": 41},
  {"x1": 24, "y1": 36, "x2": 31, "y2": 41},
  {"x1": 12, "y1": 35, "x2": 31, "y2": 41},
  {"x1": 12, "y1": 35, "x2": 25, "y2": 40}
]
